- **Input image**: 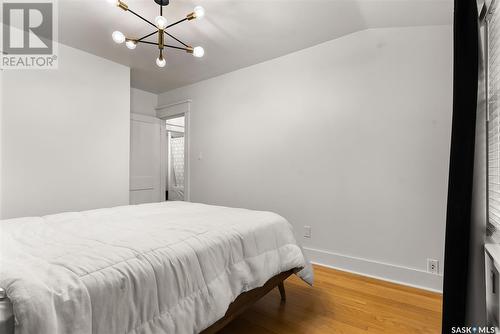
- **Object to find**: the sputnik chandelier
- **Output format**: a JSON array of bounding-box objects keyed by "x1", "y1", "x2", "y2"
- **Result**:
[{"x1": 110, "y1": 0, "x2": 205, "y2": 68}]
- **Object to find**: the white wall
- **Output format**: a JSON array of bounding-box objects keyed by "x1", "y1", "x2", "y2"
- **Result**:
[
  {"x1": 131, "y1": 88, "x2": 158, "y2": 116},
  {"x1": 1, "y1": 43, "x2": 130, "y2": 219},
  {"x1": 158, "y1": 25, "x2": 453, "y2": 291}
]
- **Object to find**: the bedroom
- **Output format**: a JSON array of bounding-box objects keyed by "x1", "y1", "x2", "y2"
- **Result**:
[{"x1": 0, "y1": 0, "x2": 491, "y2": 333}]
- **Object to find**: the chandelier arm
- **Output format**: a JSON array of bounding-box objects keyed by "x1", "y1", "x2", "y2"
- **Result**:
[
  {"x1": 164, "y1": 44, "x2": 191, "y2": 52},
  {"x1": 127, "y1": 8, "x2": 157, "y2": 29},
  {"x1": 137, "y1": 40, "x2": 159, "y2": 46},
  {"x1": 165, "y1": 17, "x2": 188, "y2": 29},
  {"x1": 164, "y1": 31, "x2": 189, "y2": 47},
  {"x1": 137, "y1": 31, "x2": 158, "y2": 42},
  {"x1": 137, "y1": 40, "x2": 191, "y2": 52}
]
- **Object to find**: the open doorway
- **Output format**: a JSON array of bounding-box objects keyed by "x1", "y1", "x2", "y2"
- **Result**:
[
  {"x1": 157, "y1": 100, "x2": 191, "y2": 202},
  {"x1": 166, "y1": 115, "x2": 185, "y2": 201}
]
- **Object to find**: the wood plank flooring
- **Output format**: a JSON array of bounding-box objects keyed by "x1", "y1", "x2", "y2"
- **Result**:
[{"x1": 219, "y1": 264, "x2": 442, "y2": 334}]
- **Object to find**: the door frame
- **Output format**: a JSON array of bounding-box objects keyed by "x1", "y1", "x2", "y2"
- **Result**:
[{"x1": 156, "y1": 100, "x2": 191, "y2": 201}]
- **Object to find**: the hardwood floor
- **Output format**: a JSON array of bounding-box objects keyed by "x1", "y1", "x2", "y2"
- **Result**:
[{"x1": 219, "y1": 264, "x2": 442, "y2": 334}]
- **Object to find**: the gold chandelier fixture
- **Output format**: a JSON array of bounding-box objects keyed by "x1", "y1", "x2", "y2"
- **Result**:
[{"x1": 111, "y1": 0, "x2": 205, "y2": 68}]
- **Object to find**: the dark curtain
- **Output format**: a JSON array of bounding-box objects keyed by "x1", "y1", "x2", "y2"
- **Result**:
[{"x1": 442, "y1": 0, "x2": 479, "y2": 332}]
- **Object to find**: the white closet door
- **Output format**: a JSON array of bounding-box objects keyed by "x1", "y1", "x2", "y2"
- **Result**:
[{"x1": 130, "y1": 113, "x2": 162, "y2": 204}]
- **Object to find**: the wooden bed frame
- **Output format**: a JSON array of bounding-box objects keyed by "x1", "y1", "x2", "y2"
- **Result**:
[{"x1": 201, "y1": 269, "x2": 294, "y2": 334}]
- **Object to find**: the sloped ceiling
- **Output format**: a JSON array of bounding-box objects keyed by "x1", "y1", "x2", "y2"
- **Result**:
[{"x1": 58, "y1": 0, "x2": 453, "y2": 93}]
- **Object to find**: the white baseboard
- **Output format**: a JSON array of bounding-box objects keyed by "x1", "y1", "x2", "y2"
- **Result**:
[{"x1": 303, "y1": 247, "x2": 443, "y2": 293}]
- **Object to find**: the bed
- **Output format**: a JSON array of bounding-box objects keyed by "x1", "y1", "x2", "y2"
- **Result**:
[{"x1": 0, "y1": 201, "x2": 312, "y2": 334}]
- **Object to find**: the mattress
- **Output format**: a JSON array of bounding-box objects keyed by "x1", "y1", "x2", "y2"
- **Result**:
[{"x1": 0, "y1": 201, "x2": 312, "y2": 334}]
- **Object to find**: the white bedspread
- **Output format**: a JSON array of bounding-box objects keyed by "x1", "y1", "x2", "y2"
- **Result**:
[{"x1": 0, "y1": 202, "x2": 312, "y2": 334}]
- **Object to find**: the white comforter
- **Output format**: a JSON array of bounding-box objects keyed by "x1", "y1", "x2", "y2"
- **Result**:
[{"x1": 0, "y1": 202, "x2": 312, "y2": 334}]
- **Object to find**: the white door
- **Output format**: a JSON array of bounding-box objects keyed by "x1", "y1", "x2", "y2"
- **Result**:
[{"x1": 130, "y1": 113, "x2": 162, "y2": 204}]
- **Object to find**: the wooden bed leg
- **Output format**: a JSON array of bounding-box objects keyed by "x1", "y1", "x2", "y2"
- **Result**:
[
  {"x1": 278, "y1": 282, "x2": 286, "y2": 303},
  {"x1": 201, "y1": 270, "x2": 294, "y2": 334}
]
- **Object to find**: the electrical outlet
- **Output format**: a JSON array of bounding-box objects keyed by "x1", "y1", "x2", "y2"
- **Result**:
[
  {"x1": 304, "y1": 226, "x2": 312, "y2": 238},
  {"x1": 427, "y1": 259, "x2": 439, "y2": 274}
]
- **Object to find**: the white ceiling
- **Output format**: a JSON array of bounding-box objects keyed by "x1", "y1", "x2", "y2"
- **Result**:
[{"x1": 58, "y1": 0, "x2": 453, "y2": 93}]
